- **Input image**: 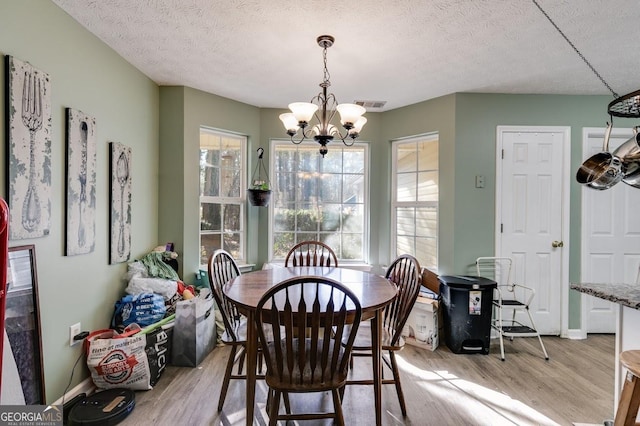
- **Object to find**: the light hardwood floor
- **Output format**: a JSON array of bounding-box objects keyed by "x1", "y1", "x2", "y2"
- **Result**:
[{"x1": 120, "y1": 334, "x2": 614, "y2": 425}]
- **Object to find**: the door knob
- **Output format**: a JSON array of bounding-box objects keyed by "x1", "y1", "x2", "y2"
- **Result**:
[{"x1": 552, "y1": 240, "x2": 564, "y2": 248}]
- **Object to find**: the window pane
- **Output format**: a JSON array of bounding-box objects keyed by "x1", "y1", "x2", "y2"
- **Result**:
[
  {"x1": 297, "y1": 204, "x2": 319, "y2": 232},
  {"x1": 200, "y1": 233, "x2": 221, "y2": 265},
  {"x1": 298, "y1": 233, "x2": 319, "y2": 243},
  {"x1": 321, "y1": 174, "x2": 341, "y2": 203},
  {"x1": 274, "y1": 172, "x2": 296, "y2": 203},
  {"x1": 274, "y1": 204, "x2": 295, "y2": 231},
  {"x1": 223, "y1": 204, "x2": 241, "y2": 232},
  {"x1": 397, "y1": 173, "x2": 416, "y2": 202},
  {"x1": 297, "y1": 174, "x2": 317, "y2": 203},
  {"x1": 416, "y1": 237, "x2": 437, "y2": 269},
  {"x1": 343, "y1": 204, "x2": 363, "y2": 233},
  {"x1": 343, "y1": 175, "x2": 363, "y2": 203},
  {"x1": 397, "y1": 142, "x2": 416, "y2": 173},
  {"x1": 416, "y1": 207, "x2": 437, "y2": 237},
  {"x1": 201, "y1": 203, "x2": 221, "y2": 231},
  {"x1": 396, "y1": 235, "x2": 413, "y2": 257},
  {"x1": 322, "y1": 150, "x2": 343, "y2": 173},
  {"x1": 396, "y1": 207, "x2": 415, "y2": 236},
  {"x1": 298, "y1": 147, "x2": 318, "y2": 172},
  {"x1": 223, "y1": 232, "x2": 241, "y2": 259},
  {"x1": 343, "y1": 149, "x2": 365, "y2": 173},
  {"x1": 418, "y1": 139, "x2": 438, "y2": 171},
  {"x1": 320, "y1": 204, "x2": 341, "y2": 232},
  {"x1": 341, "y1": 234, "x2": 362, "y2": 260},
  {"x1": 200, "y1": 150, "x2": 220, "y2": 197},
  {"x1": 417, "y1": 171, "x2": 438, "y2": 201},
  {"x1": 273, "y1": 233, "x2": 295, "y2": 258}
]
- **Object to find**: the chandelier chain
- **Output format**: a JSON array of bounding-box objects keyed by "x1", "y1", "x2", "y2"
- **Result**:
[
  {"x1": 322, "y1": 46, "x2": 331, "y2": 85},
  {"x1": 532, "y1": 0, "x2": 618, "y2": 98}
]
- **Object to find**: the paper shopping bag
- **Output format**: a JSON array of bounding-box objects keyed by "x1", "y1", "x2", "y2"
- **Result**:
[{"x1": 171, "y1": 288, "x2": 216, "y2": 367}]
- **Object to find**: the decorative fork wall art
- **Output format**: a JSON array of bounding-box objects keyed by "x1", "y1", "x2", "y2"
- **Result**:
[
  {"x1": 5, "y1": 56, "x2": 52, "y2": 240},
  {"x1": 65, "y1": 108, "x2": 97, "y2": 256}
]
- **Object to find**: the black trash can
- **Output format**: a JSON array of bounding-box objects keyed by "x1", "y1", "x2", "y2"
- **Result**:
[{"x1": 439, "y1": 275, "x2": 497, "y2": 354}]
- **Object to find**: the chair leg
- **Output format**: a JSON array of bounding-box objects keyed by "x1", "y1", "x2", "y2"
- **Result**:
[
  {"x1": 496, "y1": 306, "x2": 506, "y2": 361},
  {"x1": 388, "y1": 351, "x2": 407, "y2": 416},
  {"x1": 332, "y1": 388, "x2": 345, "y2": 426},
  {"x1": 217, "y1": 345, "x2": 238, "y2": 412},
  {"x1": 615, "y1": 371, "x2": 640, "y2": 426},
  {"x1": 526, "y1": 308, "x2": 549, "y2": 360},
  {"x1": 268, "y1": 390, "x2": 281, "y2": 426},
  {"x1": 283, "y1": 392, "x2": 291, "y2": 414}
]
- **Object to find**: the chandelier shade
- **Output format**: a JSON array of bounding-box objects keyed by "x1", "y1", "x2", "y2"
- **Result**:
[{"x1": 280, "y1": 35, "x2": 367, "y2": 156}]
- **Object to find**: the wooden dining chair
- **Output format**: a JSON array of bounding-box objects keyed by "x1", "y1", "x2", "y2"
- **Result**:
[
  {"x1": 347, "y1": 254, "x2": 422, "y2": 417},
  {"x1": 284, "y1": 240, "x2": 338, "y2": 267},
  {"x1": 208, "y1": 249, "x2": 251, "y2": 412},
  {"x1": 255, "y1": 276, "x2": 362, "y2": 425}
]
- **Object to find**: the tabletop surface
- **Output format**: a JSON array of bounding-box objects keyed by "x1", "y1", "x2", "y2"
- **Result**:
[{"x1": 224, "y1": 266, "x2": 397, "y2": 312}]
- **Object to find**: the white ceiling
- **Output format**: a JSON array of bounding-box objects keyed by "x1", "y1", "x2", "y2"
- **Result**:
[{"x1": 51, "y1": 0, "x2": 640, "y2": 112}]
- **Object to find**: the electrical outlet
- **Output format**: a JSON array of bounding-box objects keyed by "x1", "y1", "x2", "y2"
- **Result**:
[{"x1": 69, "y1": 322, "x2": 81, "y2": 347}]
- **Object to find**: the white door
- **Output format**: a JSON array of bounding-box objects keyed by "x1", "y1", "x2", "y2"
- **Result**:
[
  {"x1": 496, "y1": 126, "x2": 570, "y2": 335},
  {"x1": 581, "y1": 127, "x2": 640, "y2": 333}
]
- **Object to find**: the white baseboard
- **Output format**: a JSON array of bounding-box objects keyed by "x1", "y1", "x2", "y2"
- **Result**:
[
  {"x1": 52, "y1": 377, "x2": 95, "y2": 406},
  {"x1": 565, "y1": 328, "x2": 587, "y2": 340}
]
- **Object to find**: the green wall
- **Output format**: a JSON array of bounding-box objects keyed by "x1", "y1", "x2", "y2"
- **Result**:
[
  {"x1": 1, "y1": 1, "x2": 160, "y2": 401},
  {"x1": 453, "y1": 93, "x2": 638, "y2": 328},
  {"x1": 158, "y1": 86, "x2": 261, "y2": 280},
  {"x1": 379, "y1": 95, "x2": 457, "y2": 273}
]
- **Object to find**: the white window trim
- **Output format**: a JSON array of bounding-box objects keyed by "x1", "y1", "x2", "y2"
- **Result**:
[
  {"x1": 390, "y1": 132, "x2": 439, "y2": 267},
  {"x1": 199, "y1": 126, "x2": 247, "y2": 262}
]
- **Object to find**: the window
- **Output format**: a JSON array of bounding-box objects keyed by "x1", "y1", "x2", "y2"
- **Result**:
[
  {"x1": 199, "y1": 128, "x2": 246, "y2": 264},
  {"x1": 270, "y1": 141, "x2": 368, "y2": 262},
  {"x1": 392, "y1": 134, "x2": 439, "y2": 269}
]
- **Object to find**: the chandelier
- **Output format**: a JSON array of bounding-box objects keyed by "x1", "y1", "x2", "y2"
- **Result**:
[{"x1": 279, "y1": 35, "x2": 367, "y2": 157}]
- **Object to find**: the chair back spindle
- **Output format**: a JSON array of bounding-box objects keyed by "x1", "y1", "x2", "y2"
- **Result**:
[{"x1": 284, "y1": 241, "x2": 338, "y2": 267}]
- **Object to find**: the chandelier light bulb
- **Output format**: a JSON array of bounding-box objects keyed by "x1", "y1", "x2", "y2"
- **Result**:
[
  {"x1": 349, "y1": 117, "x2": 367, "y2": 136},
  {"x1": 336, "y1": 103, "x2": 366, "y2": 128},
  {"x1": 279, "y1": 113, "x2": 299, "y2": 134},
  {"x1": 288, "y1": 102, "x2": 318, "y2": 125}
]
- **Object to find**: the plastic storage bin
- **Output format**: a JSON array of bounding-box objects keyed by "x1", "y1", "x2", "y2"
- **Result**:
[{"x1": 439, "y1": 275, "x2": 496, "y2": 354}]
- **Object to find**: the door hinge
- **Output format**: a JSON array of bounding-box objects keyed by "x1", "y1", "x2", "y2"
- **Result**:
[
  {"x1": 501, "y1": 149, "x2": 504, "y2": 159},
  {"x1": 500, "y1": 223, "x2": 503, "y2": 233}
]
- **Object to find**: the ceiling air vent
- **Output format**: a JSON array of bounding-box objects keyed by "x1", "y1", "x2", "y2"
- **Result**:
[{"x1": 354, "y1": 100, "x2": 387, "y2": 109}]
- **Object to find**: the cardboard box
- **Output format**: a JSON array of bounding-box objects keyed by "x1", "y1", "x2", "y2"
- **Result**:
[
  {"x1": 422, "y1": 267, "x2": 440, "y2": 295},
  {"x1": 402, "y1": 296, "x2": 439, "y2": 351}
]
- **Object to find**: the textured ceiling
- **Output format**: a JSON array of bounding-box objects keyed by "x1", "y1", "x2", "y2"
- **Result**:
[{"x1": 51, "y1": 0, "x2": 640, "y2": 112}]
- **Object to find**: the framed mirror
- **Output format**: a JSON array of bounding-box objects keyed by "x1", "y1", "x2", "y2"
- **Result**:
[{"x1": 5, "y1": 245, "x2": 45, "y2": 404}]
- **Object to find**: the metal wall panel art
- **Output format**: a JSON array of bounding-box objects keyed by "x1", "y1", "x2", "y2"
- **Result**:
[
  {"x1": 5, "y1": 56, "x2": 52, "y2": 240},
  {"x1": 65, "y1": 108, "x2": 97, "y2": 256},
  {"x1": 109, "y1": 142, "x2": 131, "y2": 264}
]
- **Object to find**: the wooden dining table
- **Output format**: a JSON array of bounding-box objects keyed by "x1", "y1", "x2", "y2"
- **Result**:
[{"x1": 223, "y1": 266, "x2": 398, "y2": 426}]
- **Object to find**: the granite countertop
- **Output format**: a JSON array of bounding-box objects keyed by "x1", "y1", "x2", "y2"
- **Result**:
[{"x1": 571, "y1": 282, "x2": 640, "y2": 310}]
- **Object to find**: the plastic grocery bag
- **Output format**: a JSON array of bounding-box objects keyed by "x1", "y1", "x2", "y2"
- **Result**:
[{"x1": 111, "y1": 293, "x2": 166, "y2": 329}]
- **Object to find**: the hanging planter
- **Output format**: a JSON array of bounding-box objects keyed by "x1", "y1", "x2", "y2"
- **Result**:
[{"x1": 247, "y1": 147, "x2": 272, "y2": 207}]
